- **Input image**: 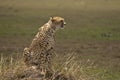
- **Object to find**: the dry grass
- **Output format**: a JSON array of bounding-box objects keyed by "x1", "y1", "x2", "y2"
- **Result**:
[{"x1": 0, "y1": 52, "x2": 100, "y2": 80}]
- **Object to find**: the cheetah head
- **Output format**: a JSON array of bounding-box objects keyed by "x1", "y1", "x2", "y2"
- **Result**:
[{"x1": 49, "y1": 16, "x2": 66, "y2": 30}]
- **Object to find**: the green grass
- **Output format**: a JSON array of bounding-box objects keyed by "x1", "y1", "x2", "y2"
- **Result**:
[{"x1": 1, "y1": 11, "x2": 120, "y2": 41}]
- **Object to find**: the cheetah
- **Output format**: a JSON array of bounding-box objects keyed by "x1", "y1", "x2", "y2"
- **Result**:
[{"x1": 23, "y1": 16, "x2": 66, "y2": 75}]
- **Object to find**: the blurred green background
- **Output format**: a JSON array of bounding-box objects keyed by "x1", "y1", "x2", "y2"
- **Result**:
[{"x1": 0, "y1": 0, "x2": 120, "y2": 79}]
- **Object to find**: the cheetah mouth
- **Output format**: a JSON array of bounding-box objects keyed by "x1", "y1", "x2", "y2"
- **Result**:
[{"x1": 61, "y1": 23, "x2": 66, "y2": 29}]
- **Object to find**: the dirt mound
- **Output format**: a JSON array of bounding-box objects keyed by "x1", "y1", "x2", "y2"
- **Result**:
[{"x1": 2, "y1": 67, "x2": 75, "y2": 80}]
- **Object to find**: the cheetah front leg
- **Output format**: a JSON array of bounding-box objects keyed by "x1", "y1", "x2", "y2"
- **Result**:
[{"x1": 23, "y1": 47, "x2": 31, "y2": 67}]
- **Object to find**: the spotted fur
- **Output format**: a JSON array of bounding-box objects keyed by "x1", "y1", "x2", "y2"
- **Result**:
[{"x1": 23, "y1": 16, "x2": 66, "y2": 75}]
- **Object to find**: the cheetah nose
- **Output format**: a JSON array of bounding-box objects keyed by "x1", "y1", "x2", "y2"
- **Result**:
[{"x1": 64, "y1": 22, "x2": 66, "y2": 25}]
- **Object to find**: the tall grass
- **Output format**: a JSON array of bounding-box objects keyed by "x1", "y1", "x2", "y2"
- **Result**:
[
  {"x1": 1, "y1": 52, "x2": 119, "y2": 80},
  {"x1": 0, "y1": 53, "x2": 94, "y2": 80}
]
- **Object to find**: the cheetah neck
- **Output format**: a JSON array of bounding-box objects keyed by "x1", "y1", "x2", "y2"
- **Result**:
[
  {"x1": 46, "y1": 20, "x2": 56, "y2": 33},
  {"x1": 40, "y1": 20, "x2": 55, "y2": 37}
]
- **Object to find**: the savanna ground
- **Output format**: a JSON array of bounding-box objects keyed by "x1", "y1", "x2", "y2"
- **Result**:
[{"x1": 0, "y1": 0, "x2": 120, "y2": 80}]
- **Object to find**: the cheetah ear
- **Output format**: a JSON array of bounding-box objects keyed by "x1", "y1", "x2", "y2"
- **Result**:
[
  {"x1": 50, "y1": 17, "x2": 53, "y2": 20},
  {"x1": 50, "y1": 17, "x2": 55, "y2": 22}
]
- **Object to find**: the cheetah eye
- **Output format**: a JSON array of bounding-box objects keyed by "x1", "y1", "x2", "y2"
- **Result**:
[{"x1": 60, "y1": 20, "x2": 63, "y2": 22}]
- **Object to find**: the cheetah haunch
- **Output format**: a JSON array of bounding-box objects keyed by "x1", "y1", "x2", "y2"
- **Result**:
[{"x1": 23, "y1": 16, "x2": 66, "y2": 75}]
